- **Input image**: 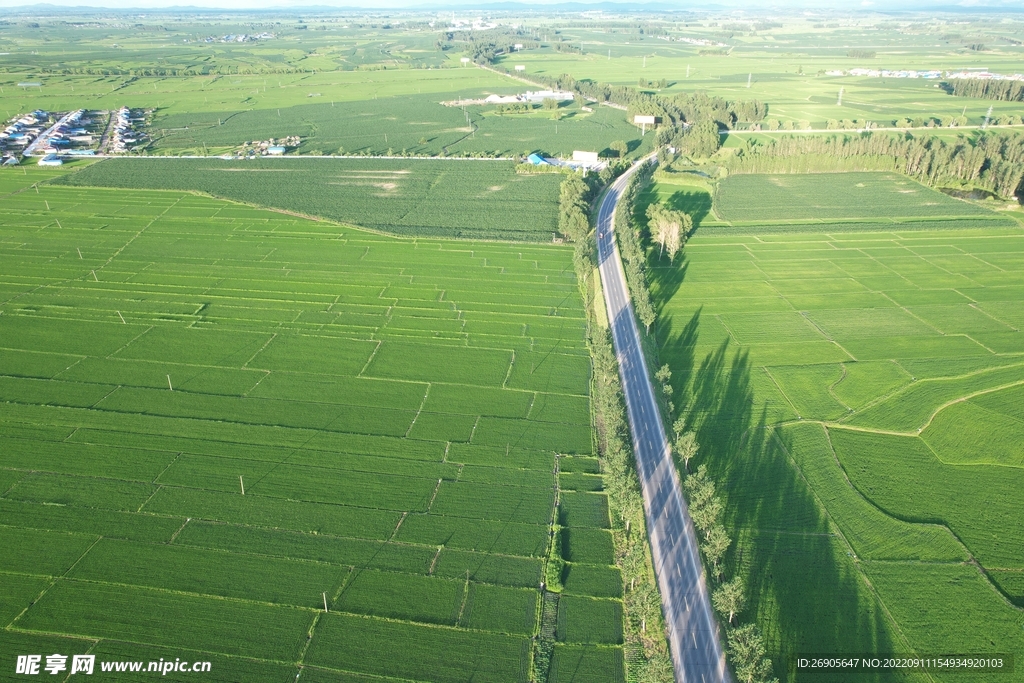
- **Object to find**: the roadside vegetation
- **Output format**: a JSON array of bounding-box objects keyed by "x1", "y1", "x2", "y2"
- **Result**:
[
  {"x1": 3, "y1": 10, "x2": 1024, "y2": 683},
  {"x1": 555, "y1": 162, "x2": 677, "y2": 681},
  {"x1": 612, "y1": 166, "x2": 778, "y2": 683},
  {"x1": 723, "y1": 131, "x2": 1024, "y2": 200}
]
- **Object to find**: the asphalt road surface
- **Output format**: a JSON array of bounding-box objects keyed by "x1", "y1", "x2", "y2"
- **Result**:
[{"x1": 596, "y1": 158, "x2": 728, "y2": 683}]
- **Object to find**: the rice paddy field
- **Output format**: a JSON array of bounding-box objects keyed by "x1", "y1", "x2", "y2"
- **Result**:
[
  {"x1": 55, "y1": 157, "x2": 562, "y2": 241},
  {"x1": 649, "y1": 172, "x2": 1024, "y2": 681},
  {"x1": 0, "y1": 166, "x2": 625, "y2": 682}
]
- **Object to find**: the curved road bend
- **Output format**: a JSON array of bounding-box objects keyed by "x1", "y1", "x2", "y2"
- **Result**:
[{"x1": 596, "y1": 159, "x2": 728, "y2": 683}]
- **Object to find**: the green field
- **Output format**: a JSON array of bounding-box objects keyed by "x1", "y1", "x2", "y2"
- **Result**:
[
  {"x1": 492, "y1": 19, "x2": 1024, "y2": 128},
  {"x1": 143, "y1": 94, "x2": 648, "y2": 158},
  {"x1": 6, "y1": 14, "x2": 1023, "y2": 168},
  {"x1": 0, "y1": 166, "x2": 625, "y2": 682},
  {"x1": 3, "y1": 10, "x2": 1023, "y2": 682},
  {"x1": 642, "y1": 171, "x2": 1019, "y2": 235},
  {"x1": 715, "y1": 173, "x2": 1010, "y2": 226},
  {"x1": 4, "y1": 15, "x2": 1024, "y2": 131},
  {"x1": 649, "y1": 171, "x2": 1024, "y2": 681},
  {"x1": 0, "y1": 59, "x2": 505, "y2": 117},
  {"x1": 55, "y1": 157, "x2": 562, "y2": 240}
]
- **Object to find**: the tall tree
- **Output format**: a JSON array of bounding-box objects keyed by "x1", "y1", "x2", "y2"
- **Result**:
[
  {"x1": 691, "y1": 496, "x2": 723, "y2": 537},
  {"x1": 712, "y1": 576, "x2": 746, "y2": 625},
  {"x1": 646, "y1": 203, "x2": 691, "y2": 261},
  {"x1": 684, "y1": 465, "x2": 717, "y2": 510},
  {"x1": 635, "y1": 653, "x2": 674, "y2": 683},
  {"x1": 673, "y1": 426, "x2": 698, "y2": 472},
  {"x1": 701, "y1": 524, "x2": 730, "y2": 578},
  {"x1": 678, "y1": 119, "x2": 722, "y2": 158},
  {"x1": 728, "y1": 625, "x2": 777, "y2": 683}
]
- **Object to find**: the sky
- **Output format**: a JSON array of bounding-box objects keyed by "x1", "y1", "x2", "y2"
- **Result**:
[{"x1": 0, "y1": 0, "x2": 1020, "y2": 10}]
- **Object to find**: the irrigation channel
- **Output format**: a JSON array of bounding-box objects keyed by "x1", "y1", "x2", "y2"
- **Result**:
[{"x1": 597, "y1": 157, "x2": 728, "y2": 683}]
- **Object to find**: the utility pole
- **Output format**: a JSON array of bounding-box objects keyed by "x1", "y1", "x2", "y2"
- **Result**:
[{"x1": 837, "y1": 87, "x2": 844, "y2": 106}]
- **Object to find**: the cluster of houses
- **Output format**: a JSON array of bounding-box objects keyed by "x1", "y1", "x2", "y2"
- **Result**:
[
  {"x1": 526, "y1": 149, "x2": 605, "y2": 171},
  {"x1": 443, "y1": 90, "x2": 575, "y2": 107},
  {"x1": 0, "y1": 107, "x2": 155, "y2": 166},
  {"x1": 665, "y1": 36, "x2": 728, "y2": 47},
  {"x1": 109, "y1": 107, "x2": 146, "y2": 153},
  {"x1": 233, "y1": 136, "x2": 301, "y2": 157},
  {"x1": 190, "y1": 33, "x2": 275, "y2": 44},
  {"x1": 1, "y1": 110, "x2": 48, "y2": 163},
  {"x1": 1, "y1": 109, "x2": 104, "y2": 166},
  {"x1": 945, "y1": 70, "x2": 1024, "y2": 83},
  {"x1": 33, "y1": 110, "x2": 89, "y2": 156},
  {"x1": 826, "y1": 68, "x2": 1024, "y2": 82},
  {"x1": 448, "y1": 18, "x2": 498, "y2": 31},
  {"x1": 827, "y1": 68, "x2": 944, "y2": 79}
]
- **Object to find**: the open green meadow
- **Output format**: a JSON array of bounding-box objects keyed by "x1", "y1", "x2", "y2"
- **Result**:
[
  {"x1": 0, "y1": 166, "x2": 625, "y2": 682},
  {"x1": 648, "y1": 171, "x2": 1024, "y2": 680},
  {"x1": 56, "y1": 157, "x2": 562, "y2": 240}
]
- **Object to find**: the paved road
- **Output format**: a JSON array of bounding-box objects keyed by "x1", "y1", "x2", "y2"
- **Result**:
[{"x1": 596, "y1": 158, "x2": 728, "y2": 683}]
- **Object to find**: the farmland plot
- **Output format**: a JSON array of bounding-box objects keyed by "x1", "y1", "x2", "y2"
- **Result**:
[
  {"x1": 56, "y1": 157, "x2": 562, "y2": 240},
  {"x1": 147, "y1": 93, "x2": 645, "y2": 159},
  {"x1": 712, "y1": 172, "x2": 1016, "y2": 232},
  {"x1": 650, "y1": 172, "x2": 1024, "y2": 680},
  {"x1": 0, "y1": 167, "x2": 624, "y2": 682}
]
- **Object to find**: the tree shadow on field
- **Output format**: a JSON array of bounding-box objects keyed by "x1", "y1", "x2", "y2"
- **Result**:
[
  {"x1": 648, "y1": 256, "x2": 688, "y2": 318},
  {"x1": 654, "y1": 314, "x2": 912, "y2": 683},
  {"x1": 665, "y1": 190, "x2": 712, "y2": 232}
]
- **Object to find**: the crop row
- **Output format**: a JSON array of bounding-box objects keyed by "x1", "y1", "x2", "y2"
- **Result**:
[
  {"x1": 0, "y1": 168, "x2": 624, "y2": 677},
  {"x1": 55, "y1": 157, "x2": 564, "y2": 241}
]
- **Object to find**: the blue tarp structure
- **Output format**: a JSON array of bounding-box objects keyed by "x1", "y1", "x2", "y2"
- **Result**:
[{"x1": 526, "y1": 153, "x2": 548, "y2": 165}]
